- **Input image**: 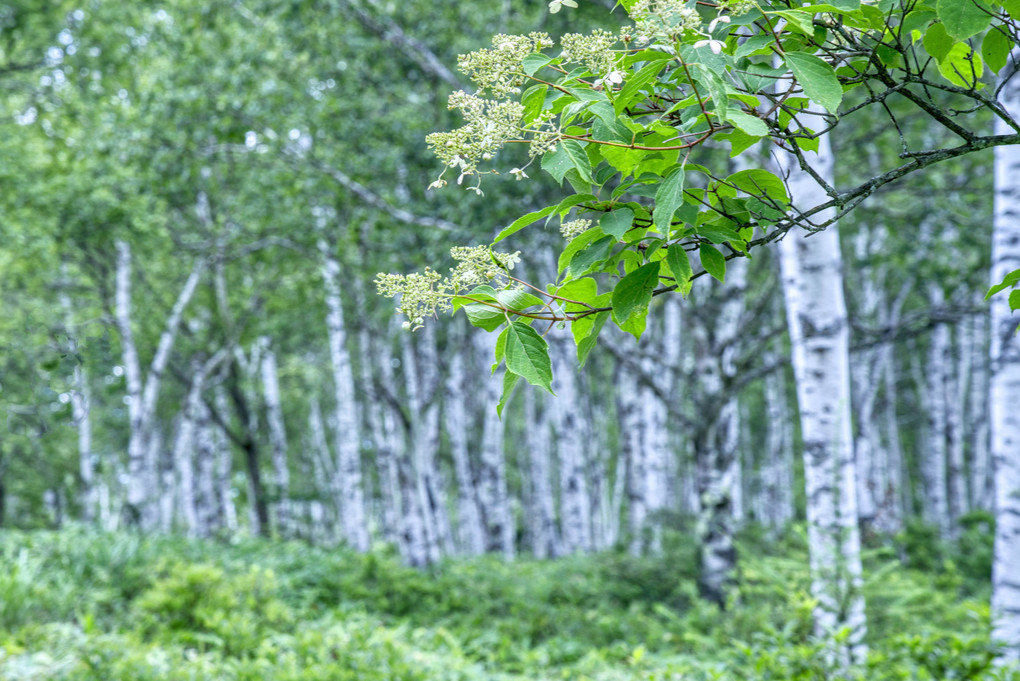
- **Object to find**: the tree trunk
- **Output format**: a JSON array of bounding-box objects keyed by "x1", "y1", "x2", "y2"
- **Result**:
[
  {"x1": 114, "y1": 240, "x2": 203, "y2": 530},
  {"x1": 524, "y1": 388, "x2": 562, "y2": 558},
  {"x1": 474, "y1": 333, "x2": 514, "y2": 559},
  {"x1": 259, "y1": 338, "x2": 291, "y2": 538},
  {"x1": 691, "y1": 255, "x2": 747, "y2": 607},
  {"x1": 444, "y1": 350, "x2": 486, "y2": 555},
  {"x1": 318, "y1": 236, "x2": 371, "y2": 552},
  {"x1": 990, "y1": 56, "x2": 1020, "y2": 665},
  {"x1": 777, "y1": 126, "x2": 867, "y2": 664},
  {"x1": 551, "y1": 334, "x2": 593, "y2": 554}
]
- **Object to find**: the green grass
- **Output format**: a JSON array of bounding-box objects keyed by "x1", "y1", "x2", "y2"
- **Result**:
[{"x1": 0, "y1": 525, "x2": 1014, "y2": 680}]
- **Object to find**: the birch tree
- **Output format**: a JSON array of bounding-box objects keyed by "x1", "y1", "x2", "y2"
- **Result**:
[
  {"x1": 990, "y1": 53, "x2": 1020, "y2": 665},
  {"x1": 776, "y1": 121, "x2": 867, "y2": 663},
  {"x1": 114, "y1": 240, "x2": 204, "y2": 530}
]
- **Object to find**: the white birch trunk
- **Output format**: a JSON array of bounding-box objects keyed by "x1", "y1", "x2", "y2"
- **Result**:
[
  {"x1": 358, "y1": 331, "x2": 406, "y2": 550},
  {"x1": 640, "y1": 352, "x2": 669, "y2": 553},
  {"x1": 444, "y1": 351, "x2": 486, "y2": 555},
  {"x1": 551, "y1": 334, "x2": 593, "y2": 554},
  {"x1": 115, "y1": 240, "x2": 203, "y2": 530},
  {"x1": 474, "y1": 333, "x2": 514, "y2": 559},
  {"x1": 776, "y1": 125, "x2": 867, "y2": 663},
  {"x1": 990, "y1": 58, "x2": 1020, "y2": 665},
  {"x1": 923, "y1": 287, "x2": 952, "y2": 537},
  {"x1": 524, "y1": 389, "x2": 563, "y2": 558},
  {"x1": 213, "y1": 387, "x2": 238, "y2": 532},
  {"x1": 968, "y1": 312, "x2": 992, "y2": 510},
  {"x1": 401, "y1": 327, "x2": 454, "y2": 563},
  {"x1": 60, "y1": 277, "x2": 96, "y2": 525},
  {"x1": 618, "y1": 366, "x2": 647, "y2": 556},
  {"x1": 690, "y1": 256, "x2": 747, "y2": 605},
  {"x1": 318, "y1": 236, "x2": 370, "y2": 552},
  {"x1": 878, "y1": 343, "x2": 906, "y2": 534},
  {"x1": 761, "y1": 363, "x2": 795, "y2": 533},
  {"x1": 259, "y1": 338, "x2": 291, "y2": 538}
]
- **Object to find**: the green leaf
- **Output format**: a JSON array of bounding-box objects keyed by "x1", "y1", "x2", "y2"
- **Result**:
[
  {"x1": 923, "y1": 21, "x2": 955, "y2": 62},
  {"x1": 614, "y1": 60, "x2": 668, "y2": 115},
  {"x1": 521, "y1": 84, "x2": 549, "y2": 124},
  {"x1": 981, "y1": 28, "x2": 1010, "y2": 74},
  {"x1": 936, "y1": 42, "x2": 983, "y2": 87},
  {"x1": 1003, "y1": 0, "x2": 1020, "y2": 20},
  {"x1": 494, "y1": 205, "x2": 557, "y2": 243},
  {"x1": 692, "y1": 64, "x2": 729, "y2": 121},
  {"x1": 542, "y1": 140, "x2": 594, "y2": 185},
  {"x1": 936, "y1": 0, "x2": 991, "y2": 40},
  {"x1": 1010, "y1": 289, "x2": 1020, "y2": 312},
  {"x1": 726, "y1": 168, "x2": 790, "y2": 206},
  {"x1": 699, "y1": 244, "x2": 727, "y2": 282},
  {"x1": 600, "y1": 208, "x2": 635, "y2": 240},
  {"x1": 611, "y1": 261, "x2": 660, "y2": 326},
  {"x1": 497, "y1": 370, "x2": 520, "y2": 418},
  {"x1": 725, "y1": 109, "x2": 768, "y2": 137},
  {"x1": 574, "y1": 312, "x2": 609, "y2": 365},
  {"x1": 566, "y1": 235, "x2": 615, "y2": 279},
  {"x1": 464, "y1": 303, "x2": 506, "y2": 331},
  {"x1": 784, "y1": 51, "x2": 843, "y2": 114},
  {"x1": 773, "y1": 9, "x2": 817, "y2": 35},
  {"x1": 522, "y1": 53, "x2": 554, "y2": 76},
  {"x1": 653, "y1": 166, "x2": 686, "y2": 232},
  {"x1": 985, "y1": 267, "x2": 1020, "y2": 299},
  {"x1": 504, "y1": 321, "x2": 554, "y2": 393},
  {"x1": 665, "y1": 244, "x2": 693, "y2": 296}
]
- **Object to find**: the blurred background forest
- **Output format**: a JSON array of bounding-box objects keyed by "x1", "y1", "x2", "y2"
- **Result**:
[{"x1": 0, "y1": 1, "x2": 1016, "y2": 679}]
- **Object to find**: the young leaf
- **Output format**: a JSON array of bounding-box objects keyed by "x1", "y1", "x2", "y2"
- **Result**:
[
  {"x1": 784, "y1": 51, "x2": 843, "y2": 114},
  {"x1": 986, "y1": 267, "x2": 1020, "y2": 299},
  {"x1": 981, "y1": 28, "x2": 1011, "y2": 74},
  {"x1": 542, "y1": 140, "x2": 594, "y2": 185},
  {"x1": 566, "y1": 235, "x2": 615, "y2": 280},
  {"x1": 653, "y1": 166, "x2": 686, "y2": 232},
  {"x1": 725, "y1": 109, "x2": 769, "y2": 137},
  {"x1": 494, "y1": 205, "x2": 557, "y2": 243},
  {"x1": 504, "y1": 321, "x2": 554, "y2": 393},
  {"x1": 699, "y1": 243, "x2": 727, "y2": 282},
  {"x1": 522, "y1": 53, "x2": 555, "y2": 76},
  {"x1": 665, "y1": 244, "x2": 693, "y2": 296},
  {"x1": 936, "y1": 0, "x2": 992, "y2": 41},
  {"x1": 922, "y1": 21, "x2": 955, "y2": 62},
  {"x1": 600, "y1": 208, "x2": 635, "y2": 240},
  {"x1": 611, "y1": 261, "x2": 661, "y2": 326},
  {"x1": 497, "y1": 370, "x2": 520, "y2": 418},
  {"x1": 614, "y1": 60, "x2": 668, "y2": 115}
]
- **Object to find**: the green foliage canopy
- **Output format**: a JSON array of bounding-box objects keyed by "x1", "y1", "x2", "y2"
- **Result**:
[{"x1": 379, "y1": 0, "x2": 1020, "y2": 402}]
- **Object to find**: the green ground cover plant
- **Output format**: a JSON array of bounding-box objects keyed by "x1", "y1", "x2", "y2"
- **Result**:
[{"x1": 0, "y1": 527, "x2": 1015, "y2": 680}]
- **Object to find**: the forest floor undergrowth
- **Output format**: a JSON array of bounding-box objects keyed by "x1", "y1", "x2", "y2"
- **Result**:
[{"x1": 0, "y1": 523, "x2": 1015, "y2": 680}]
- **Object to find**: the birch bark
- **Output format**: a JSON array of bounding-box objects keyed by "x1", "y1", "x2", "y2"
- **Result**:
[
  {"x1": 115, "y1": 240, "x2": 203, "y2": 530},
  {"x1": 444, "y1": 351, "x2": 486, "y2": 555},
  {"x1": 259, "y1": 338, "x2": 291, "y2": 538},
  {"x1": 524, "y1": 389, "x2": 562, "y2": 558},
  {"x1": 551, "y1": 334, "x2": 593, "y2": 553},
  {"x1": 990, "y1": 57, "x2": 1020, "y2": 665},
  {"x1": 59, "y1": 275, "x2": 96, "y2": 525},
  {"x1": 776, "y1": 125, "x2": 867, "y2": 663},
  {"x1": 318, "y1": 236, "x2": 371, "y2": 552},
  {"x1": 474, "y1": 333, "x2": 514, "y2": 559}
]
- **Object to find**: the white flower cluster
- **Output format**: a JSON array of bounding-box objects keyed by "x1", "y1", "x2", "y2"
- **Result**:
[
  {"x1": 426, "y1": 91, "x2": 525, "y2": 187},
  {"x1": 627, "y1": 0, "x2": 703, "y2": 43},
  {"x1": 560, "y1": 29, "x2": 619, "y2": 77},
  {"x1": 457, "y1": 33, "x2": 555, "y2": 99},
  {"x1": 560, "y1": 219, "x2": 593, "y2": 241},
  {"x1": 718, "y1": 0, "x2": 756, "y2": 15},
  {"x1": 377, "y1": 247, "x2": 521, "y2": 330}
]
